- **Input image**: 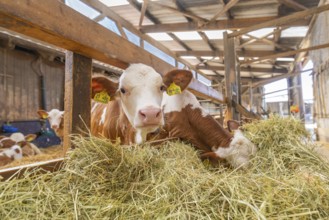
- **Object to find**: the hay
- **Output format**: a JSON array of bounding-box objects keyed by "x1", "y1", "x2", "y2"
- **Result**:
[{"x1": 1, "y1": 116, "x2": 329, "y2": 219}]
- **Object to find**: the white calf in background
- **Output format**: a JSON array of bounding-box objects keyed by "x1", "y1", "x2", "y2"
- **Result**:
[{"x1": 37, "y1": 109, "x2": 64, "y2": 140}]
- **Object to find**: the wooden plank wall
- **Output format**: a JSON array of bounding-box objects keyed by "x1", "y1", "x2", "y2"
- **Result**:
[
  {"x1": 0, "y1": 48, "x2": 64, "y2": 121},
  {"x1": 309, "y1": 0, "x2": 329, "y2": 141}
]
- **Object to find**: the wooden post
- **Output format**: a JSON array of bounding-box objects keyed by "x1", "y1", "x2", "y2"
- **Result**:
[
  {"x1": 63, "y1": 52, "x2": 92, "y2": 154},
  {"x1": 248, "y1": 81, "x2": 253, "y2": 111},
  {"x1": 287, "y1": 63, "x2": 305, "y2": 120},
  {"x1": 224, "y1": 31, "x2": 240, "y2": 120}
]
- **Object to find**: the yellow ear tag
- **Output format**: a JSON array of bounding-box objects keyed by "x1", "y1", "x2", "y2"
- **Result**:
[
  {"x1": 41, "y1": 114, "x2": 48, "y2": 120},
  {"x1": 94, "y1": 91, "x2": 111, "y2": 104},
  {"x1": 167, "y1": 82, "x2": 181, "y2": 96}
]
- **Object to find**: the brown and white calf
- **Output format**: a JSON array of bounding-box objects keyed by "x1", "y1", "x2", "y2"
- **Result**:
[
  {"x1": 0, "y1": 145, "x2": 23, "y2": 166},
  {"x1": 37, "y1": 109, "x2": 64, "y2": 139},
  {"x1": 149, "y1": 83, "x2": 256, "y2": 168},
  {"x1": 91, "y1": 63, "x2": 192, "y2": 144},
  {"x1": 91, "y1": 63, "x2": 256, "y2": 168},
  {"x1": 0, "y1": 133, "x2": 41, "y2": 166}
]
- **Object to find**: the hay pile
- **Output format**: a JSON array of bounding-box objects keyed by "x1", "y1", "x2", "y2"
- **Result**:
[{"x1": 1, "y1": 116, "x2": 329, "y2": 219}]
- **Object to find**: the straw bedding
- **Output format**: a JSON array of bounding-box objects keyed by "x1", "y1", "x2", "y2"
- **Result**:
[{"x1": 0, "y1": 115, "x2": 329, "y2": 219}]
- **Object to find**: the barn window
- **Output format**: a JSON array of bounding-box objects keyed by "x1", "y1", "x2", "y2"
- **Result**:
[
  {"x1": 197, "y1": 73, "x2": 212, "y2": 86},
  {"x1": 177, "y1": 62, "x2": 185, "y2": 69},
  {"x1": 143, "y1": 41, "x2": 175, "y2": 66},
  {"x1": 99, "y1": 0, "x2": 129, "y2": 7},
  {"x1": 98, "y1": 17, "x2": 121, "y2": 36},
  {"x1": 123, "y1": 28, "x2": 140, "y2": 47},
  {"x1": 65, "y1": 0, "x2": 100, "y2": 19}
]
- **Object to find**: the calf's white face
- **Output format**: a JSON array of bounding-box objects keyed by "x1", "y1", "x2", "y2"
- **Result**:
[
  {"x1": 38, "y1": 109, "x2": 64, "y2": 132},
  {"x1": 48, "y1": 109, "x2": 64, "y2": 131},
  {"x1": 91, "y1": 64, "x2": 193, "y2": 144},
  {"x1": 119, "y1": 64, "x2": 164, "y2": 142}
]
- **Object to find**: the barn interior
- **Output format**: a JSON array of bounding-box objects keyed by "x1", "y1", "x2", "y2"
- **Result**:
[
  {"x1": 1, "y1": 1, "x2": 329, "y2": 218},
  {"x1": 0, "y1": 0, "x2": 329, "y2": 175}
]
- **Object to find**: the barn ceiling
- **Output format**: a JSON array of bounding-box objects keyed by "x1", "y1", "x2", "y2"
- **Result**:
[
  {"x1": 0, "y1": 0, "x2": 325, "y2": 88},
  {"x1": 61, "y1": 0, "x2": 323, "y2": 86}
]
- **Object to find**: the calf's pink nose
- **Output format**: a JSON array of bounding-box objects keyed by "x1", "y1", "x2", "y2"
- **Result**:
[
  {"x1": 52, "y1": 125, "x2": 59, "y2": 130},
  {"x1": 139, "y1": 108, "x2": 162, "y2": 125}
]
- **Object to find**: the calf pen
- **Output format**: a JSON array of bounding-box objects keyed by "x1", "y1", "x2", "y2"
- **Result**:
[
  {"x1": 1, "y1": 1, "x2": 329, "y2": 218},
  {"x1": 0, "y1": 0, "x2": 224, "y2": 175},
  {"x1": 1, "y1": 116, "x2": 329, "y2": 219}
]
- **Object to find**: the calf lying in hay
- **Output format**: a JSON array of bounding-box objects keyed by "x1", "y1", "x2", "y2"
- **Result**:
[{"x1": 0, "y1": 116, "x2": 329, "y2": 219}]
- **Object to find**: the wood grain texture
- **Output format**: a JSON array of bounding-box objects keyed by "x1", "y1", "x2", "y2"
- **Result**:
[{"x1": 63, "y1": 52, "x2": 92, "y2": 154}]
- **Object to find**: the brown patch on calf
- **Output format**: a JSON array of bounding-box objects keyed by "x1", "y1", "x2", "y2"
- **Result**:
[
  {"x1": 22, "y1": 145, "x2": 35, "y2": 156},
  {"x1": 55, "y1": 119, "x2": 64, "y2": 139},
  {"x1": 161, "y1": 104, "x2": 233, "y2": 155},
  {"x1": 91, "y1": 100, "x2": 136, "y2": 144}
]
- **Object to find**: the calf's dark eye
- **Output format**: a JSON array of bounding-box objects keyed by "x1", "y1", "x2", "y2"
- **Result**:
[
  {"x1": 160, "y1": 85, "x2": 166, "y2": 91},
  {"x1": 120, "y1": 88, "x2": 126, "y2": 94}
]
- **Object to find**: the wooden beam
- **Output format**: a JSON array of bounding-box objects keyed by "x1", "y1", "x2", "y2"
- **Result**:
[
  {"x1": 174, "y1": 0, "x2": 220, "y2": 76},
  {"x1": 208, "y1": 0, "x2": 240, "y2": 23},
  {"x1": 189, "y1": 79, "x2": 225, "y2": 104},
  {"x1": 224, "y1": 32, "x2": 239, "y2": 120},
  {"x1": 140, "y1": 16, "x2": 309, "y2": 33},
  {"x1": 177, "y1": 50, "x2": 295, "y2": 58},
  {"x1": 81, "y1": 0, "x2": 182, "y2": 65},
  {"x1": 0, "y1": 158, "x2": 64, "y2": 181},
  {"x1": 0, "y1": 0, "x2": 224, "y2": 103},
  {"x1": 0, "y1": 0, "x2": 172, "y2": 73},
  {"x1": 243, "y1": 33, "x2": 294, "y2": 50},
  {"x1": 219, "y1": 0, "x2": 232, "y2": 19},
  {"x1": 241, "y1": 42, "x2": 329, "y2": 65},
  {"x1": 229, "y1": 4, "x2": 329, "y2": 38},
  {"x1": 138, "y1": 0, "x2": 149, "y2": 28},
  {"x1": 149, "y1": 1, "x2": 207, "y2": 24},
  {"x1": 238, "y1": 27, "x2": 289, "y2": 49},
  {"x1": 197, "y1": 65, "x2": 288, "y2": 74},
  {"x1": 82, "y1": 0, "x2": 209, "y2": 78},
  {"x1": 232, "y1": 100, "x2": 262, "y2": 120},
  {"x1": 63, "y1": 52, "x2": 92, "y2": 154},
  {"x1": 277, "y1": 0, "x2": 308, "y2": 11}
]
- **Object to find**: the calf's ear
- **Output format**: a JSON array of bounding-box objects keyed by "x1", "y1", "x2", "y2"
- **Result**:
[
  {"x1": 227, "y1": 120, "x2": 241, "y2": 132},
  {"x1": 91, "y1": 76, "x2": 119, "y2": 99},
  {"x1": 25, "y1": 134, "x2": 37, "y2": 142},
  {"x1": 163, "y1": 69, "x2": 193, "y2": 91},
  {"x1": 37, "y1": 110, "x2": 49, "y2": 119}
]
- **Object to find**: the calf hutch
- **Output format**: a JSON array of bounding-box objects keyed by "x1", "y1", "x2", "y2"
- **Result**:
[{"x1": 1, "y1": 0, "x2": 329, "y2": 219}]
